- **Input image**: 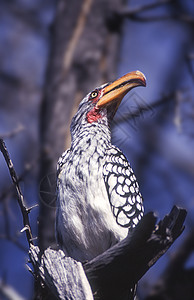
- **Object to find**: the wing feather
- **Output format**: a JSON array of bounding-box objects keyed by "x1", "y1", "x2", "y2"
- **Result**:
[{"x1": 103, "y1": 146, "x2": 144, "y2": 229}]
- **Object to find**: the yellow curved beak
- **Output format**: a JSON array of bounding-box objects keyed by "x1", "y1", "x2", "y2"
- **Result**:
[{"x1": 96, "y1": 71, "x2": 146, "y2": 108}]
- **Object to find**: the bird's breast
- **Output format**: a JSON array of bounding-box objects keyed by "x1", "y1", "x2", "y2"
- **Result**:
[{"x1": 56, "y1": 147, "x2": 128, "y2": 261}]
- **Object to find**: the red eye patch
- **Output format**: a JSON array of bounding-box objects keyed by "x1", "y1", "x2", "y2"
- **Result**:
[{"x1": 89, "y1": 88, "x2": 104, "y2": 103}]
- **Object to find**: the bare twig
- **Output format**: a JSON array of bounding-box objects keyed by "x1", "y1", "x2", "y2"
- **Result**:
[
  {"x1": 106, "y1": 0, "x2": 174, "y2": 31},
  {"x1": 0, "y1": 139, "x2": 33, "y2": 247},
  {"x1": 118, "y1": 0, "x2": 173, "y2": 17},
  {"x1": 0, "y1": 125, "x2": 25, "y2": 140},
  {"x1": 113, "y1": 92, "x2": 174, "y2": 125},
  {"x1": 128, "y1": 14, "x2": 194, "y2": 23},
  {"x1": 112, "y1": 1, "x2": 194, "y2": 24}
]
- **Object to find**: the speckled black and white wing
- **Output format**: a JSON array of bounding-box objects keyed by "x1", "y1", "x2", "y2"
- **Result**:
[{"x1": 103, "y1": 146, "x2": 144, "y2": 229}]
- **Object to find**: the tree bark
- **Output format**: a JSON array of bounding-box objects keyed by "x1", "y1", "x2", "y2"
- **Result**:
[{"x1": 30, "y1": 206, "x2": 186, "y2": 300}]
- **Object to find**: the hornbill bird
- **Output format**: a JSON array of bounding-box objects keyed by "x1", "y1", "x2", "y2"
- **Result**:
[{"x1": 56, "y1": 71, "x2": 146, "y2": 264}]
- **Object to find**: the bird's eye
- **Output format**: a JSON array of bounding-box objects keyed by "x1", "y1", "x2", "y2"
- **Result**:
[{"x1": 90, "y1": 91, "x2": 98, "y2": 99}]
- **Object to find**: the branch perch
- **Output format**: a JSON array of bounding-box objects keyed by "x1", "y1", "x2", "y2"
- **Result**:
[
  {"x1": 29, "y1": 245, "x2": 94, "y2": 300},
  {"x1": 29, "y1": 206, "x2": 186, "y2": 300},
  {"x1": 83, "y1": 206, "x2": 186, "y2": 300}
]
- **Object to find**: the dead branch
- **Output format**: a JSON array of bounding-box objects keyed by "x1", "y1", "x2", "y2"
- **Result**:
[
  {"x1": 29, "y1": 206, "x2": 186, "y2": 300},
  {"x1": 30, "y1": 246, "x2": 94, "y2": 300},
  {"x1": 113, "y1": 91, "x2": 174, "y2": 125},
  {"x1": 0, "y1": 139, "x2": 33, "y2": 247},
  {"x1": 117, "y1": 0, "x2": 173, "y2": 17},
  {"x1": 126, "y1": 14, "x2": 194, "y2": 23},
  {"x1": 107, "y1": 0, "x2": 194, "y2": 27},
  {"x1": 0, "y1": 155, "x2": 38, "y2": 249},
  {"x1": 83, "y1": 206, "x2": 186, "y2": 300}
]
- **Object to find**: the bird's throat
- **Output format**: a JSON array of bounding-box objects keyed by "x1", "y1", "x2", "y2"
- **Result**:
[{"x1": 86, "y1": 107, "x2": 102, "y2": 123}]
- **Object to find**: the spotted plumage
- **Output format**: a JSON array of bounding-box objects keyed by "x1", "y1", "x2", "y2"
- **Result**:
[
  {"x1": 56, "y1": 71, "x2": 146, "y2": 264},
  {"x1": 103, "y1": 146, "x2": 144, "y2": 229}
]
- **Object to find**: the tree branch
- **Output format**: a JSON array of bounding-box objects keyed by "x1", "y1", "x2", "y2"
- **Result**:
[
  {"x1": 83, "y1": 206, "x2": 186, "y2": 300},
  {"x1": 29, "y1": 245, "x2": 94, "y2": 300},
  {"x1": 126, "y1": 14, "x2": 194, "y2": 23},
  {"x1": 118, "y1": 0, "x2": 173, "y2": 17},
  {"x1": 0, "y1": 139, "x2": 33, "y2": 247},
  {"x1": 29, "y1": 206, "x2": 186, "y2": 300},
  {"x1": 113, "y1": 91, "x2": 174, "y2": 126},
  {"x1": 107, "y1": 0, "x2": 194, "y2": 28}
]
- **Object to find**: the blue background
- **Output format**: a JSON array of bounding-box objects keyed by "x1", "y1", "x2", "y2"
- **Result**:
[{"x1": 0, "y1": 0, "x2": 194, "y2": 298}]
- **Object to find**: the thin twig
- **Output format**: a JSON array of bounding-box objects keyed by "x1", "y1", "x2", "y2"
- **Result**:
[
  {"x1": 118, "y1": 0, "x2": 173, "y2": 17},
  {"x1": 0, "y1": 139, "x2": 33, "y2": 247},
  {"x1": 0, "y1": 125, "x2": 25, "y2": 139},
  {"x1": 116, "y1": 0, "x2": 194, "y2": 24},
  {"x1": 128, "y1": 14, "x2": 194, "y2": 23},
  {"x1": 114, "y1": 92, "x2": 174, "y2": 125}
]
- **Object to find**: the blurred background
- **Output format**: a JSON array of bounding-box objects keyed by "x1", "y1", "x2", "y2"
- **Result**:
[{"x1": 0, "y1": 0, "x2": 194, "y2": 299}]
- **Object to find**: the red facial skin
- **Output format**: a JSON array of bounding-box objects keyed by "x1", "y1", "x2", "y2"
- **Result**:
[
  {"x1": 86, "y1": 107, "x2": 102, "y2": 123},
  {"x1": 86, "y1": 89, "x2": 104, "y2": 123}
]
